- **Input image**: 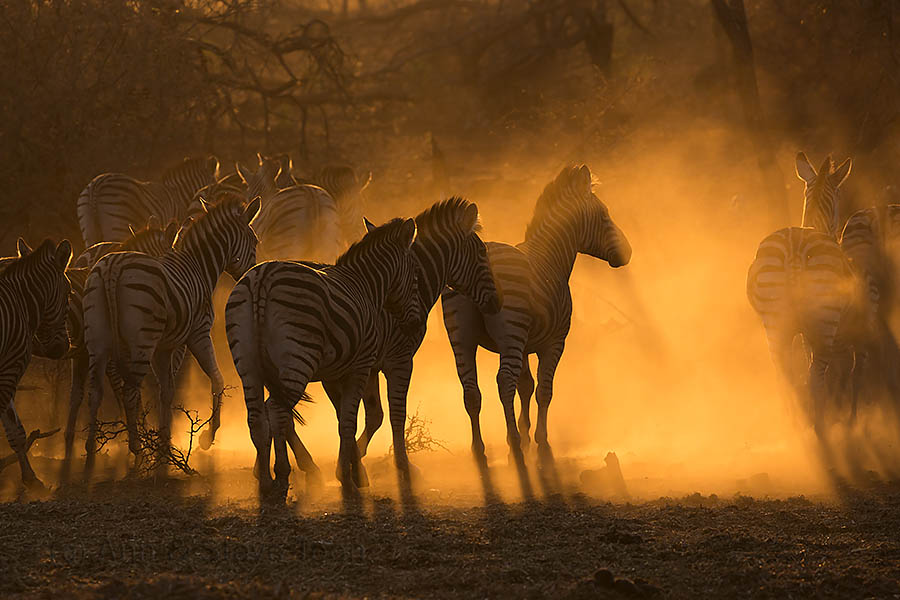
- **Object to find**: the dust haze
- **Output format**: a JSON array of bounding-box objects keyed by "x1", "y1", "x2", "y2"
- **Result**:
[{"x1": 4, "y1": 0, "x2": 900, "y2": 505}]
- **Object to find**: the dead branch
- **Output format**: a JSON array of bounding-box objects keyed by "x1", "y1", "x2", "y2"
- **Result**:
[{"x1": 0, "y1": 428, "x2": 59, "y2": 472}]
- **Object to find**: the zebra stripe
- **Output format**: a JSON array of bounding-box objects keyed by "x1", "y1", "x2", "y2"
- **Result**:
[
  {"x1": 225, "y1": 217, "x2": 419, "y2": 503},
  {"x1": 440, "y1": 164, "x2": 631, "y2": 474},
  {"x1": 283, "y1": 198, "x2": 501, "y2": 487},
  {"x1": 80, "y1": 196, "x2": 260, "y2": 481},
  {"x1": 0, "y1": 238, "x2": 72, "y2": 489},
  {"x1": 747, "y1": 227, "x2": 854, "y2": 431},
  {"x1": 77, "y1": 156, "x2": 219, "y2": 246}
]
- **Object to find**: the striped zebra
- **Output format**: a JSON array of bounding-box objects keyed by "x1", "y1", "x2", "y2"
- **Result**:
[
  {"x1": 282, "y1": 198, "x2": 501, "y2": 487},
  {"x1": 747, "y1": 227, "x2": 855, "y2": 432},
  {"x1": 225, "y1": 217, "x2": 420, "y2": 503},
  {"x1": 0, "y1": 239, "x2": 73, "y2": 489},
  {"x1": 77, "y1": 156, "x2": 220, "y2": 247},
  {"x1": 60, "y1": 218, "x2": 180, "y2": 481},
  {"x1": 441, "y1": 165, "x2": 632, "y2": 472},
  {"x1": 80, "y1": 195, "x2": 260, "y2": 480},
  {"x1": 200, "y1": 155, "x2": 341, "y2": 262},
  {"x1": 293, "y1": 164, "x2": 371, "y2": 252},
  {"x1": 839, "y1": 204, "x2": 900, "y2": 414}
]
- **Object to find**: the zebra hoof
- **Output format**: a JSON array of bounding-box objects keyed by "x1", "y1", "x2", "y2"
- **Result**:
[{"x1": 198, "y1": 430, "x2": 214, "y2": 450}]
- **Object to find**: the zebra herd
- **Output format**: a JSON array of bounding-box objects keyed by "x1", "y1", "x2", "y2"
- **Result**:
[
  {"x1": 1, "y1": 156, "x2": 632, "y2": 503},
  {"x1": 747, "y1": 153, "x2": 900, "y2": 445}
]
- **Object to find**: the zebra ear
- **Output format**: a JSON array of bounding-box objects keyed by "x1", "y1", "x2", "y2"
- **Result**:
[
  {"x1": 257, "y1": 152, "x2": 265, "y2": 167},
  {"x1": 360, "y1": 171, "x2": 373, "y2": 191},
  {"x1": 235, "y1": 162, "x2": 253, "y2": 184},
  {"x1": 400, "y1": 218, "x2": 417, "y2": 249},
  {"x1": 208, "y1": 156, "x2": 220, "y2": 176},
  {"x1": 198, "y1": 197, "x2": 211, "y2": 214},
  {"x1": 164, "y1": 220, "x2": 179, "y2": 244},
  {"x1": 830, "y1": 158, "x2": 852, "y2": 188},
  {"x1": 128, "y1": 224, "x2": 138, "y2": 237},
  {"x1": 243, "y1": 196, "x2": 262, "y2": 224},
  {"x1": 147, "y1": 215, "x2": 160, "y2": 230},
  {"x1": 363, "y1": 217, "x2": 377, "y2": 233},
  {"x1": 16, "y1": 238, "x2": 32, "y2": 258},
  {"x1": 462, "y1": 203, "x2": 479, "y2": 233},
  {"x1": 54, "y1": 240, "x2": 73, "y2": 271},
  {"x1": 577, "y1": 165, "x2": 592, "y2": 192},
  {"x1": 795, "y1": 152, "x2": 816, "y2": 183}
]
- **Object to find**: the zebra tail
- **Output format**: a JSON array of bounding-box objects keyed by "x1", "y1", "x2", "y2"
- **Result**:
[{"x1": 290, "y1": 392, "x2": 314, "y2": 426}]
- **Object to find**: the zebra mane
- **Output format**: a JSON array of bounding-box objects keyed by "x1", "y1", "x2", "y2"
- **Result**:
[
  {"x1": 173, "y1": 194, "x2": 248, "y2": 250},
  {"x1": 0, "y1": 240, "x2": 57, "y2": 280},
  {"x1": 336, "y1": 217, "x2": 407, "y2": 267},
  {"x1": 809, "y1": 155, "x2": 834, "y2": 195},
  {"x1": 415, "y1": 197, "x2": 481, "y2": 235},
  {"x1": 525, "y1": 165, "x2": 592, "y2": 241}
]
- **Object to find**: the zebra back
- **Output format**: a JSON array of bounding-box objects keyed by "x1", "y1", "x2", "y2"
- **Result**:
[
  {"x1": 253, "y1": 184, "x2": 340, "y2": 262},
  {"x1": 298, "y1": 165, "x2": 371, "y2": 250},
  {"x1": 77, "y1": 156, "x2": 218, "y2": 247}
]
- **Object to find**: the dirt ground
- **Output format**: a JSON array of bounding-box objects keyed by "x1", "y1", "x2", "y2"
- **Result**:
[{"x1": 2, "y1": 454, "x2": 899, "y2": 600}]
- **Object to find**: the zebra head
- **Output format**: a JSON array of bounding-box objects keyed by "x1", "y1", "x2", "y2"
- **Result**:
[
  {"x1": 12, "y1": 239, "x2": 73, "y2": 359},
  {"x1": 570, "y1": 165, "x2": 631, "y2": 268},
  {"x1": 177, "y1": 194, "x2": 261, "y2": 281},
  {"x1": 361, "y1": 217, "x2": 422, "y2": 333},
  {"x1": 419, "y1": 198, "x2": 501, "y2": 314},
  {"x1": 162, "y1": 156, "x2": 220, "y2": 197},
  {"x1": 237, "y1": 155, "x2": 282, "y2": 201},
  {"x1": 262, "y1": 153, "x2": 296, "y2": 188},
  {"x1": 322, "y1": 166, "x2": 371, "y2": 246},
  {"x1": 796, "y1": 152, "x2": 852, "y2": 238},
  {"x1": 121, "y1": 215, "x2": 179, "y2": 256}
]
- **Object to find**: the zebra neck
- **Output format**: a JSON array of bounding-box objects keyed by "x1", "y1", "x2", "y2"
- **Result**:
[
  {"x1": 7, "y1": 277, "x2": 44, "y2": 332},
  {"x1": 167, "y1": 240, "x2": 227, "y2": 294},
  {"x1": 412, "y1": 238, "x2": 449, "y2": 313},
  {"x1": 519, "y1": 229, "x2": 579, "y2": 284}
]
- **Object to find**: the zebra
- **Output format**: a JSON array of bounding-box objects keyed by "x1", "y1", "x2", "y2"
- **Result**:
[
  {"x1": 440, "y1": 165, "x2": 631, "y2": 473},
  {"x1": 77, "y1": 156, "x2": 219, "y2": 247},
  {"x1": 199, "y1": 154, "x2": 341, "y2": 263},
  {"x1": 282, "y1": 198, "x2": 501, "y2": 488},
  {"x1": 838, "y1": 204, "x2": 900, "y2": 416},
  {"x1": 225, "y1": 217, "x2": 420, "y2": 503},
  {"x1": 292, "y1": 164, "x2": 372, "y2": 252},
  {"x1": 0, "y1": 238, "x2": 73, "y2": 489},
  {"x1": 60, "y1": 217, "x2": 180, "y2": 481},
  {"x1": 80, "y1": 194, "x2": 260, "y2": 480},
  {"x1": 747, "y1": 227, "x2": 855, "y2": 433}
]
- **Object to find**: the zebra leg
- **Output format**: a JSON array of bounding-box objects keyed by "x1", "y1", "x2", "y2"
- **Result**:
[
  {"x1": 267, "y1": 397, "x2": 293, "y2": 504},
  {"x1": 187, "y1": 332, "x2": 225, "y2": 450},
  {"x1": 150, "y1": 349, "x2": 176, "y2": 476},
  {"x1": 285, "y1": 422, "x2": 323, "y2": 492},
  {"x1": 62, "y1": 351, "x2": 89, "y2": 484},
  {"x1": 356, "y1": 369, "x2": 383, "y2": 458},
  {"x1": 385, "y1": 359, "x2": 415, "y2": 484},
  {"x1": 241, "y1": 366, "x2": 273, "y2": 499},
  {"x1": 496, "y1": 349, "x2": 525, "y2": 461},
  {"x1": 534, "y1": 343, "x2": 564, "y2": 465},
  {"x1": 323, "y1": 379, "x2": 366, "y2": 487},
  {"x1": 517, "y1": 361, "x2": 535, "y2": 453},
  {"x1": 1, "y1": 395, "x2": 43, "y2": 490},
  {"x1": 335, "y1": 371, "x2": 370, "y2": 494},
  {"x1": 83, "y1": 353, "x2": 109, "y2": 482},
  {"x1": 452, "y1": 344, "x2": 487, "y2": 467}
]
